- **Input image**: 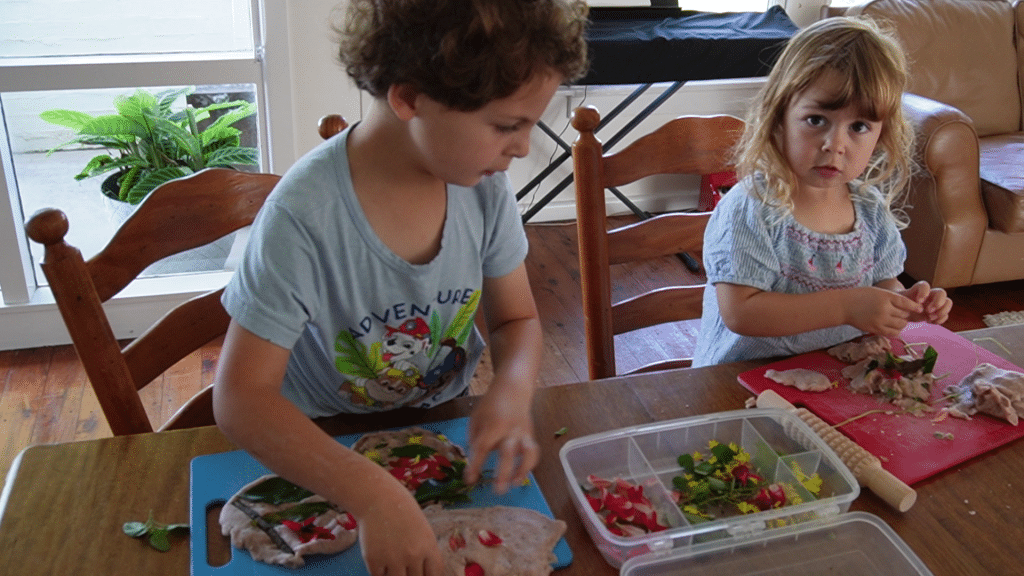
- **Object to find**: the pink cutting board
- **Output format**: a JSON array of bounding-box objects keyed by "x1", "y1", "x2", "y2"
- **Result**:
[{"x1": 737, "y1": 322, "x2": 1024, "y2": 485}]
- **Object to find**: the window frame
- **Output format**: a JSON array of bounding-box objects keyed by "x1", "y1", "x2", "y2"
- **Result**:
[{"x1": 0, "y1": 0, "x2": 297, "y2": 349}]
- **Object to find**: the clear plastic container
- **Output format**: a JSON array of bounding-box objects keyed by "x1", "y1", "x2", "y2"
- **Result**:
[
  {"x1": 559, "y1": 408, "x2": 860, "y2": 568},
  {"x1": 619, "y1": 511, "x2": 934, "y2": 576}
]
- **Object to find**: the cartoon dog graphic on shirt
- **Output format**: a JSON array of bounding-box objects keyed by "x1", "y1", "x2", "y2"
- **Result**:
[
  {"x1": 338, "y1": 317, "x2": 467, "y2": 408},
  {"x1": 380, "y1": 319, "x2": 432, "y2": 374}
]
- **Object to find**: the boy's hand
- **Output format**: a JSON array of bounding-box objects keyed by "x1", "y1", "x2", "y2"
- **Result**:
[
  {"x1": 844, "y1": 286, "x2": 923, "y2": 337},
  {"x1": 901, "y1": 281, "x2": 952, "y2": 325},
  {"x1": 357, "y1": 484, "x2": 442, "y2": 576},
  {"x1": 464, "y1": 381, "x2": 539, "y2": 495}
]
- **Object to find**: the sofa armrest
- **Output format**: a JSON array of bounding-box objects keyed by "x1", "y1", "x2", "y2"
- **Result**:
[{"x1": 899, "y1": 93, "x2": 987, "y2": 288}]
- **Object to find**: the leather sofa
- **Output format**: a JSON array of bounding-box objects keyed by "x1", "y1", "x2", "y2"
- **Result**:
[{"x1": 846, "y1": 0, "x2": 1024, "y2": 288}]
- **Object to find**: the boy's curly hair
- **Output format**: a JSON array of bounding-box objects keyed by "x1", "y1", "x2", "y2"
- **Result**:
[
  {"x1": 736, "y1": 16, "x2": 915, "y2": 228},
  {"x1": 337, "y1": 0, "x2": 589, "y2": 111}
]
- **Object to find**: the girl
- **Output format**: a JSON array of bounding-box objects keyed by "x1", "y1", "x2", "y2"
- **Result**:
[
  {"x1": 693, "y1": 17, "x2": 951, "y2": 367},
  {"x1": 212, "y1": 1, "x2": 588, "y2": 575}
]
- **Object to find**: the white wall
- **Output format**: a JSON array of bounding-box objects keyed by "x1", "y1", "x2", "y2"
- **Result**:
[
  {"x1": 280, "y1": 1, "x2": 783, "y2": 223},
  {"x1": 283, "y1": 0, "x2": 363, "y2": 160}
]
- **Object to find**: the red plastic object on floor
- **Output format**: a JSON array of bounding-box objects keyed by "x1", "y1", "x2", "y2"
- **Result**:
[{"x1": 698, "y1": 171, "x2": 737, "y2": 211}]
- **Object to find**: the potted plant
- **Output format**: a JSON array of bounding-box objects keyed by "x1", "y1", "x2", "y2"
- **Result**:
[{"x1": 39, "y1": 86, "x2": 259, "y2": 206}]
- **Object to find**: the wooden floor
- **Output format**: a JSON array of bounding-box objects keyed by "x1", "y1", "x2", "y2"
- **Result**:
[{"x1": 2, "y1": 217, "x2": 1024, "y2": 482}]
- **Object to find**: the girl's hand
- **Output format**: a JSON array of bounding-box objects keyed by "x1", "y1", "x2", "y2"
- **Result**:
[
  {"x1": 357, "y1": 484, "x2": 443, "y2": 576},
  {"x1": 464, "y1": 380, "x2": 539, "y2": 495},
  {"x1": 900, "y1": 281, "x2": 952, "y2": 325},
  {"x1": 844, "y1": 286, "x2": 923, "y2": 337}
]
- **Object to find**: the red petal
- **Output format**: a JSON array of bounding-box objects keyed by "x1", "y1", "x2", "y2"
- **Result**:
[
  {"x1": 465, "y1": 562, "x2": 485, "y2": 576},
  {"x1": 339, "y1": 512, "x2": 357, "y2": 531},
  {"x1": 606, "y1": 524, "x2": 625, "y2": 537},
  {"x1": 449, "y1": 533, "x2": 467, "y2": 551},
  {"x1": 311, "y1": 526, "x2": 336, "y2": 541},
  {"x1": 477, "y1": 529, "x2": 503, "y2": 547}
]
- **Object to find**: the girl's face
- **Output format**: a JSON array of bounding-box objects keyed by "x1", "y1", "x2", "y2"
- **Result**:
[
  {"x1": 780, "y1": 71, "x2": 883, "y2": 198},
  {"x1": 405, "y1": 70, "x2": 562, "y2": 187}
]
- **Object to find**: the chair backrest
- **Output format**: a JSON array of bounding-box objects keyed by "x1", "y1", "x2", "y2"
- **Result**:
[
  {"x1": 571, "y1": 105, "x2": 744, "y2": 380},
  {"x1": 25, "y1": 168, "x2": 282, "y2": 435}
]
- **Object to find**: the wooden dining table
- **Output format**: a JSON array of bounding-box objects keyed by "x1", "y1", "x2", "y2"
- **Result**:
[{"x1": 2, "y1": 324, "x2": 1023, "y2": 576}]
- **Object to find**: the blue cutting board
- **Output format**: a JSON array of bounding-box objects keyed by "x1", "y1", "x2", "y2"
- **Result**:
[{"x1": 190, "y1": 417, "x2": 572, "y2": 575}]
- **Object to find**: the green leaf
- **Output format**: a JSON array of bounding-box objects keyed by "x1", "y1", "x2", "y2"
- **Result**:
[
  {"x1": 202, "y1": 101, "x2": 257, "y2": 136},
  {"x1": 39, "y1": 109, "x2": 95, "y2": 130},
  {"x1": 260, "y1": 501, "x2": 334, "y2": 524},
  {"x1": 334, "y1": 331, "x2": 380, "y2": 378},
  {"x1": 921, "y1": 346, "x2": 938, "y2": 374},
  {"x1": 414, "y1": 478, "x2": 473, "y2": 505},
  {"x1": 148, "y1": 530, "x2": 171, "y2": 552},
  {"x1": 153, "y1": 118, "x2": 203, "y2": 162},
  {"x1": 677, "y1": 454, "x2": 695, "y2": 472},
  {"x1": 388, "y1": 444, "x2": 439, "y2": 459},
  {"x1": 710, "y1": 443, "x2": 736, "y2": 465},
  {"x1": 242, "y1": 476, "x2": 316, "y2": 505},
  {"x1": 693, "y1": 460, "x2": 718, "y2": 477},
  {"x1": 205, "y1": 146, "x2": 258, "y2": 167},
  {"x1": 155, "y1": 87, "x2": 194, "y2": 117},
  {"x1": 122, "y1": 521, "x2": 149, "y2": 538},
  {"x1": 115, "y1": 89, "x2": 159, "y2": 120},
  {"x1": 74, "y1": 155, "x2": 117, "y2": 180},
  {"x1": 77, "y1": 114, "x2": 148, "y2": 139},
  {"x1": 123, "y1": 166, "x2": 190, "y2": 204}
]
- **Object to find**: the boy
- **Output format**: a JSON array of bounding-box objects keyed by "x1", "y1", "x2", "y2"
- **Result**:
[{"x1": 212, "y1": 1, "x2": 589, "y2": 574}]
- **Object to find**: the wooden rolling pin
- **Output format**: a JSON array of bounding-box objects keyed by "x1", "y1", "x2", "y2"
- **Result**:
[{"x1": 756, "y1": 389, "x2": 917, "y2": 512}]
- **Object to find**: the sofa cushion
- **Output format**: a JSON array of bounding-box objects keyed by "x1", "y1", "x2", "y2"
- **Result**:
[
  {"x1": 854, "y1": 0, "x2": 1021, "y2": 137},
  {"x1": 979, "y1": 134, "x2": 1024, "y2": 233},
  {"x1": 1018, "y1": 0, "x2": 1024, "y2": 115}
]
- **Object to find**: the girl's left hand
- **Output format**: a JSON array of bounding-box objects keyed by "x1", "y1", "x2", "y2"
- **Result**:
[
  {"x1": 902, "y1": 281, "x2": 952, "y2": 325},
  {"x1": 464, "y1": 380, "x2": 539, "y2": 495}
]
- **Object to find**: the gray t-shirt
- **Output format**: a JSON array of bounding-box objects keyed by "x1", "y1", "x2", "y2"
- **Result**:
[
  {"x1": 223, "y1": 127, "x2": 528, "y2": 417},
  {"x1": 692, "y1": 175, "x2": 906, "y2": 366}
]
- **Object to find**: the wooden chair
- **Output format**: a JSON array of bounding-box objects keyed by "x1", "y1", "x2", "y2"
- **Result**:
[
  {"x1": 25, "y1": 117, "x2": 350, "y2": 436},
  {"x1": 25, "y1": 169, "x2": 281, "y2": 435},
  {"x1": 571, "y1": 105, "x2": 744, "y2": 380}
]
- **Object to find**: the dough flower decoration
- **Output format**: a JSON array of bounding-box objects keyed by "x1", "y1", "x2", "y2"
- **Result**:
[
  {"x1": 280, "y1": 517, "x2": 336, "y2": 544},
  {"x1": 369, "y1": 439, "x2": 475, "y2": 505},
  {"x1": 388, "y1": 452, "x2": 454, "y2": 490}
]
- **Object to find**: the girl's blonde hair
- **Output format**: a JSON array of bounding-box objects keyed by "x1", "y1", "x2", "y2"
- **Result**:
[{"x1": 736, "y1": 16, "x2": 914, "y2": 227}]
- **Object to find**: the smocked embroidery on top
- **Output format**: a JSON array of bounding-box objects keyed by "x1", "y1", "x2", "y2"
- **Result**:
[{"x1": 779, "y1": 224, "x2": 871, "y2": 292}]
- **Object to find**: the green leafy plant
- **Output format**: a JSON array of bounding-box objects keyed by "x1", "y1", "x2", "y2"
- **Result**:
[
  {"x1": 40, "y1": 86, "x2": 258, "y2": 204},
  {"x1": 122, "y1": 510, "x2": 189, "y2": 552}
]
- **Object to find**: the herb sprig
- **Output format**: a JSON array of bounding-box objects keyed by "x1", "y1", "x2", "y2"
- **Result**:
[{"x1": 122, "y1": 510, "x2": 189, "y2": 552}]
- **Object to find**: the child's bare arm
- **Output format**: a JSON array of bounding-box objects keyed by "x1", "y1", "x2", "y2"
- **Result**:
[
  {"x1": 213, "y1": 321, "x2": 443, "y2": 576},
  {"x1": 715, "y1": 282, "x2": 924, "y2": 338},
  {"x1": 464, "y1": 263, "x2": 543, "y2": 494}
]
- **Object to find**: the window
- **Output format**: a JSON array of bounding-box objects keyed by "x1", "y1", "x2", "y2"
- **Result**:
[{"x1": 0, "y1": 0, "x2": 281, "y2": 346}]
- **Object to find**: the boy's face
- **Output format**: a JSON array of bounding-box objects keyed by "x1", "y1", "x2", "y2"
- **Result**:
[
  {"x1": 406, "y1": 70, "x2": 563, "y2": 187},
  {"x1": 780, "y1": 70, "x2": 882, "y2": 199}
]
